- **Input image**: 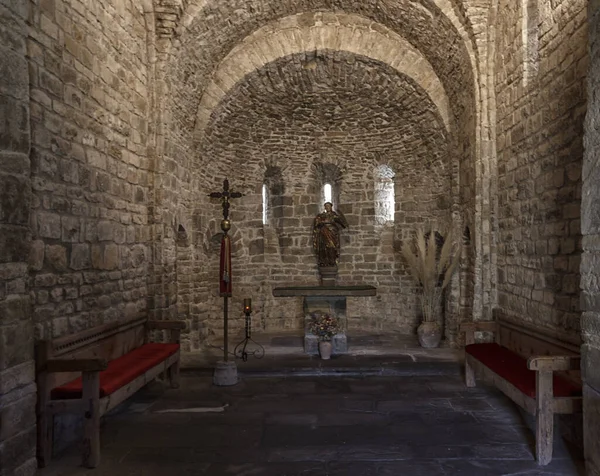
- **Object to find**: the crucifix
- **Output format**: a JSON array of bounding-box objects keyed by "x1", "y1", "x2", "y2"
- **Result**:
[{"x1": 209, "y1": 178, "x2": 243, "y2": 363}]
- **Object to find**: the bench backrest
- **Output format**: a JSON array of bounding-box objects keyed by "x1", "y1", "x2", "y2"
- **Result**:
[
  {"x1": 493, "y1": 309, "x2": 581, "y2": 383},
  {"x1": 36, "y1": 317, "x2": 148, "y2": 389}
]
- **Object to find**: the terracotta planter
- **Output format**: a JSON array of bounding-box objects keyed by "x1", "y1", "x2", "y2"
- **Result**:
[
  {"x1": 417, "y1": 321, "x2": 442, "y2": 348},
  {"x1": 319, "y1": 341, "x2": 333, "y2": 359}
]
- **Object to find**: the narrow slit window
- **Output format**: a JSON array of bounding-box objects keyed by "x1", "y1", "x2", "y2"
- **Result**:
[
  {"x1": 324, "y1": 183, "x2": 332, "y2": 204},
  {"x1": 522, "y1": 0, "x2": 539, "y2": 86},
  {"x1": 375, "y1": 165, "x2": 395, "y2": 224},
  {"x1": 262, "y1": 183, "x2": 268, "y2": 225}
]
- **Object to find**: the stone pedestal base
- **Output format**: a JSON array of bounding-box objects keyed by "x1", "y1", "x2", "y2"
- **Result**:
[
  {"x1": 304, "y1": 333, "x2": 347, "y2": 356},
  {"x1": 213, "y1": 360, "x2": 238, "y2": 386},
  {"x1": 318, "y1": 266, "x2": 338, "y2": 286}
]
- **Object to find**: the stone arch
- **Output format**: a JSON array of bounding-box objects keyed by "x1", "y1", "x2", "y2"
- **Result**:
[
  {"x1": 176, "y1": 0, "x2": 478, "y2": 68},
  {"x1": 192, "y1": 12, "x2": 452, "y2": 144},
  {"x1": 159, "y1": 0, "x2": 480, "y2": 147}
]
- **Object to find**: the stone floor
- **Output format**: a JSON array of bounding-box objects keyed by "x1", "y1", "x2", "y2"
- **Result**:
[
  {"x1": 181, "y1": 331, "x2": 461, "y2": 374},
  {"x1": 40, "y1": 371, "x2": 584, "y2": 475}
]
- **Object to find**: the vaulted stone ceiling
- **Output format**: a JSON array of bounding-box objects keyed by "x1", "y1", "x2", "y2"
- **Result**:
[
  {"x1": 200, "y1": 51, "x2": 448, "y2": 183},
  {"x1": 162, "y1": 0, "x2": 479, "y2": 148}
]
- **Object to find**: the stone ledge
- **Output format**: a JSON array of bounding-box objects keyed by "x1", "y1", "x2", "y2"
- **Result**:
[{"x1": 273, "y1": 286, "x2": 377, "y2": 297}]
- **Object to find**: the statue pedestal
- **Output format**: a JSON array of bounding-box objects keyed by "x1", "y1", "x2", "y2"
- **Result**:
[{"x1": 318, "y1": 266, "x2": 338, "y2": 286}]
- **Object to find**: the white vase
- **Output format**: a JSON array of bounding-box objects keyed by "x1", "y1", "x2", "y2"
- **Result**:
[
  {"x1": 319, "y1": 341, "x2": 333, "y2": 359},
  {"x1": 417, "y1": 321, "x2": 442, "y2": 348}
]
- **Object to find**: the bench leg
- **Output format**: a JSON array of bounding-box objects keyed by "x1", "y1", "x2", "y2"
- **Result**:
[
  {"x1": 37, "y1": 411, "x2": 53, "y2": 467},
  {"x1": 168, "y1": 360, "x2": 180, "y2": 389},
  {"x1": 465, "y1": 356, "x2": 476, "y2": 387},
  {"x1": 82, "y1": 371, "x2": 101, "y2": 468},
  {"x1": 535, "y1": 370, "x2": 554, "y2": 465},
  {"x1": 37, "y1": 372, "x2": 53, "y2": 468}
]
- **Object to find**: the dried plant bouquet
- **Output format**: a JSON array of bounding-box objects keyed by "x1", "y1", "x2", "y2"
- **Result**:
[{"x1": 401, "y1": 229, "x2": 461, "y2": 323}]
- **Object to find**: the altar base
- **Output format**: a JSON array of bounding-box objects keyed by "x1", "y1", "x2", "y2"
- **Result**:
[
  {"x1": 304, "y1": 333, "x2": 348, "y2": 355},
  {"x1": 274, "y1": 285, "x2": 377, "y2": 357}
]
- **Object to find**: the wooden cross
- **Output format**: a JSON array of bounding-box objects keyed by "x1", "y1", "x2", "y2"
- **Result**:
[
  {"x1": 208, "y1": 178, "x2": 243, "y2": 367},
  {"x1": 208, "y1": 178, "x2": 243, "y2": 221}
]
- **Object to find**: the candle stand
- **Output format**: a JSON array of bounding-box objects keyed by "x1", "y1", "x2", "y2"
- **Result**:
[{"x1": 234, "y1": 299, "x2": 265, "y2": 362}]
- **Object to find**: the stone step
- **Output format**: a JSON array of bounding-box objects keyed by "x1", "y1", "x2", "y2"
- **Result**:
[{"x1": 183, "y1": 356, "x2": 462, "y2": 378}]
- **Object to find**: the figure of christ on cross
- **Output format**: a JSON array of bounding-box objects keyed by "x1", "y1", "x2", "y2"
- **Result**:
[
  {"x1": 209, "y1": 178, "x2": 243, "y2": 222},
  {"x1": 208, "y1": 178, "x2": 243, "y2": 363}
]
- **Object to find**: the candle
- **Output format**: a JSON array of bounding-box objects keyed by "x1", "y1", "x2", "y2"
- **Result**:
[{"x1": 243, "y1": 298, "x2": 252, "y2": 312}]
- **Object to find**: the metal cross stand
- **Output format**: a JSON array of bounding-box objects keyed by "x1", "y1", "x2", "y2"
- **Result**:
[
  {"x1": 209, "y1": 178, "x2": 242, "y2": 386},
  {"x1": 234, "y1": 298, "x2": 265, "y2": 362}
]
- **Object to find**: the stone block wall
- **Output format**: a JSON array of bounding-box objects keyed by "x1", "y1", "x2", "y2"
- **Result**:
[
  {"x1": 583, "y1": 2, "x2": 600, "y2": 473},
  {"x1": 494, "y1": 0, "x2": 587, "y2": 339},
  {"x1": 155, "y1": 1, "x2": 482, "y2": 348},
  {"x1": 5, "y1": 0, "x2": 600, "y2": 470},
  {"x1": 27, "y1": 0, "x2": 152, "y2": 340},
  {"x1": 177, "y1": 50, "x2": 456, "y2": 347},
  {"x1": 0, "y1": 1, "x2": 36, "y2": 475}
]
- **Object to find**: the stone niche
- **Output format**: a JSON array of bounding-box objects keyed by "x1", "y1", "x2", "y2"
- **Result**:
[
  {"x1": 303, "y1": 296, "x2": 347, "y2": 355},
  {"x1": 273, "y1": 285, "x2": 377, "y2": 355}
]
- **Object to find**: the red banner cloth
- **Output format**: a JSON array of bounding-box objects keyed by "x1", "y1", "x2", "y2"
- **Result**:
[{"x1": 220, "y1": 234, "x2": 232, "y2": 296}]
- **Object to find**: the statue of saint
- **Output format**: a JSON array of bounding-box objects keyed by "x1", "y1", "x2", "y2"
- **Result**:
[{"x1": 313, "y1": 202, "x2": 348, "y2": 267}]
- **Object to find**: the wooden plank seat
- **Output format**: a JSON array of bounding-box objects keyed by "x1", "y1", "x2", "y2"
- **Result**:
[
  {"x1": 465, "y1": 343, "x2": 581, "y2": 399},
  {"x1": 35, "y1": 317, "x2": 186, "y2": 469},
  {"x1": 50, "y1": 343, "x2": 180, "y2": 399},
  {"x1": 460, "y1": 310, "x2": 582, "y2": 466}
]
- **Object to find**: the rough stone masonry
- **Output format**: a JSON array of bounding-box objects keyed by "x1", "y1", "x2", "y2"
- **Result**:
[{"x1": 0, "y1": 0, "x2": 599, "y2": 475}]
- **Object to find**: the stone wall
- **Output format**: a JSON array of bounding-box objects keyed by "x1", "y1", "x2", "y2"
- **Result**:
[
  {"x1": 494, "y1": 0, "x2": 587, "y2": 338},
  {"x1": 27, "y1": 0, "x2": 152, "y2": 340},
  {"x1": 0, "y1": 1, "x2": 36, "y2": 474},
  {"x1": 582, "y1": 1, "x2": 600, "y2": 473},
  {"x1": 4, "y1": 0, "x2": 599, "y2": 470},
  {"x1": 157, "y1": 2, "x2": 481, "y2": 348},
  {"x1": 178, "y1": 50, "x2": 455, "y2": 347}
]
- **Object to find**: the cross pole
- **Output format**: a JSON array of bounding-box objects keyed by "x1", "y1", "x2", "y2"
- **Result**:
[{"x1": 208, "y1": 178, "x2": 243, "y2": 362}]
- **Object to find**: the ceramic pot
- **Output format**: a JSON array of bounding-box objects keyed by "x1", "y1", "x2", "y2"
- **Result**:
[
  {"x1": 319, "y1": 341, "x2": 333, "y2": 359},
  {"x1": 417, "y1": 321, "x2": 442, "y2": 348}
]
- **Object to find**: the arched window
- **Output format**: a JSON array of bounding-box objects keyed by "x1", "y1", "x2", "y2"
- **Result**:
[
  {"x1": 264, "y1": 165, "x2": 284, "y2": 226},
  {"x1": 314, "y1": 162, "x2": 341, "y2": 208},
  {"x1": 374, "y1": 165, "x2": 395, "y2": 224},
  {"x1": 262, "y1": 183, "x2": 268, "y2": 225},
  {"x1": 323, "y1": 183, "x2": 333, "y2": 204}
]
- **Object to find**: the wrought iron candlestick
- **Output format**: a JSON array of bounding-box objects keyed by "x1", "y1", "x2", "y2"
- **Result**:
[{"x1": 234, "y1": 298, "x2": 265, "y2": 362}]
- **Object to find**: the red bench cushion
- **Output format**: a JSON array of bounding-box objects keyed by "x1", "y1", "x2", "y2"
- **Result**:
[
  {"x1": 465, "y1": 343, "x2": 581, "y2": 398},
  {"x1": 51, "y1": 343, "x2": 180, "y2": 400}
]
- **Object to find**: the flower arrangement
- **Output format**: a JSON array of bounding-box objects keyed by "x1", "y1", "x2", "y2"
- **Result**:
[{"x1": 308, "y1": 312, "x2": 340, "y2": 341}]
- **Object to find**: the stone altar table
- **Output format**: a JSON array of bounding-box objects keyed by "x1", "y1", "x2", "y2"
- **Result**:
[{"x1": 273, "y1": 285, "x2": 377, "y2": 355}]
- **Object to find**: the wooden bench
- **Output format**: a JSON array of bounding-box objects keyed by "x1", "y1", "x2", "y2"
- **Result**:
[
  {"x1": 35, "y1": 316, "x2": 186, "y2": 469},
  {"x1": 460, "y1": 311, "x2": 582, "y2": 465}
]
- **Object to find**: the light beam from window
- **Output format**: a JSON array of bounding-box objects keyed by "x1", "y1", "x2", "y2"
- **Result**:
[
  {"x1": 262, "y1": 184, "x2": 268, "y2": 225},
  {"x1": 386, "y1": 183, "x2": 395, "y2": 222},
  {"x1": 324, "y1": 183, "x2": 332, "y2": 204},
  {"x1": 374, "y1": 165, "x2": 395, "y2": 224}
]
